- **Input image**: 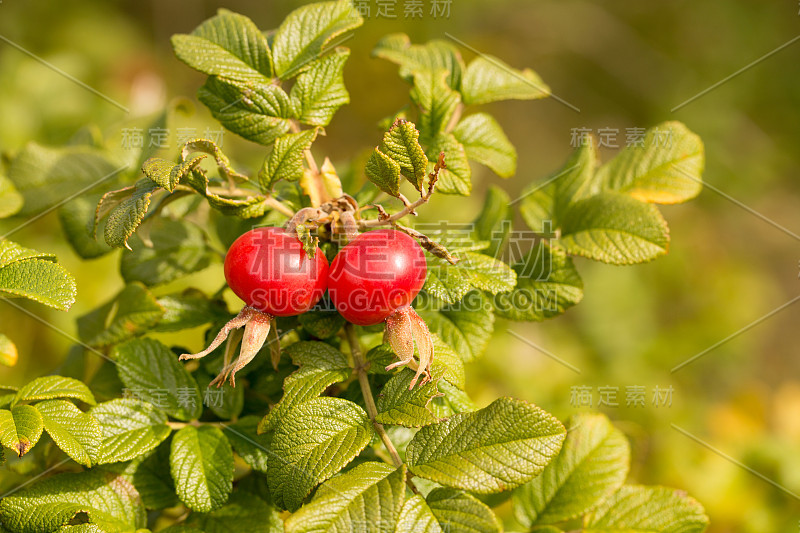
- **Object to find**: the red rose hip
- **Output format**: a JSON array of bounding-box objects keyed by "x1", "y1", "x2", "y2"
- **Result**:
[
  {"x1": 328, "y1": 229, "x2": 426, "y2": 326},
  {"x1": 224, "y1": 226, "x2": 328, "y2": 316}
]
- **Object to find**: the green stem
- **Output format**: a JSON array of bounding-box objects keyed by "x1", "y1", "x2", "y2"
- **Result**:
[{"x1": 344, "y1": 323, "x2": 404, "y2": 469}]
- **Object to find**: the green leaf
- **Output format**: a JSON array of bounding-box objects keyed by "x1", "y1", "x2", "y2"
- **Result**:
[
  {"x1": 513, "y1": 413, "x2": 630, "y2": 526},
  {"x1": 431, "y1": 335, "x2": 465, "y2": 389},
  {"x1": 419, "y1": 291, "x2": 494, "y2": 362},
  {"x1": 494, "y1": 242, "x2": 583, "y2": 321},
  {"x1": 427, "y1": 488, "x2": 502, "y2": 533},
  {"x1": 198, "y1": 77, "x2": 294, "y2": 146},
  {"x1": 430, "y1": 380, "x2": 476, "y2": 419},
  {"x1": 180, "y1": 138, "x2": 248, "y2": 184},
  {"x1": 57, "y1": 525, "x2": 108, "y2": 532},
  {"x1": 102, "y1": 178, "x2": 160, "y2": 249},
  {"x1": 268, "y1": 397, "x2": 373, "y2": 511},
  {"x1": 154, "y1": 289, "x2": 228, "y2": 333},
  {"x1": 583, "y1": 485, "x2": 710, "y2": 533},
  {"x1": 424, "y1": 133, "x2": 471, "y2": 195},
  {"x1": 259, "y1": 129, "x2": 319, "y2": 191},
  {"x1": 365, "y1": 147, "x2": 402, "y2": 197},
  {"x1": 396, "y1": 494, "x2": 443, "y2": 533},
  {"x1": 59, "y1": 194, "x2": 114, "y2": 259},
  {"x1": 224, "y1": 416, "x2": 271, "y2": 474},
  {"x1": 453, "y1": 113, "x2": 517, "y2": 178},
  {"x1": 0, "y1": 469, "x2": 146, "y2": 533},
  {"x1": 77, "y1": 283, "x2": 165, "y2": 348},
  {"x1": 171, "y1": 9, "x2": 273, "y2": 84},
  {"x1": 271, "y1": 0, "x2": 363, "y2": 79},
  {"x1": 298, "y1": 307, "x2": 346, "y2": 339},
  {"x1": 407, "y1": 397, "x2": 566, "y2": 493},
  {"x1": 91, "y1": 398, "x2": 171, "y2": 464},
  {"x1": 189, "y1": 175, "x2": 273, "y2": 219},
  {"x1": 424, "y1": 248, "x2": 516, "y2": 304},
  {"x1": 120, "y1": 218, "x2": 214, "y2": 287},
  {"x1": 0, "y1": 334, "x2": 17, "y2": 367},
  {"x1": 0, "y1": 240, "x2": 55, "y2": 268},
  {"x1": 379, "y1": 120, "x2": 429, "y2": 191},
  {"x1": 284, "y1": 462, "x2": 405, "y2": 533},
  {"x1": 185, "y1": 491, "x2": 284, "y2": 533},
  {"x1": 0, "y1": 173, "x2": 22, "y2": 218},
  {"x1": 0, "y1": 405, "x2": 43, "y2": 457},
  {"x1": 114, "y1": 338, "x2": 202, "y2": 421},
  {"x1": 596, "y1": 122, "x2": 704, "y2": 204},
  {"x1": 375, "y1": 368, "x2": 442, "y2": 427},
  {"x1": 559, "y1": 192, "x2": 670, "y2": 265},
  {"x1": 519, "y1": 141, "x2": 598, "y2": 234},
  {"x1": 131, "y1": 440, "x2": 179, "y2": 510},
  {"x1": 196, "y1": 370, "x2": 244, "y2": 420},
  {"x1": 13, "y1": 375, "x2": 96, "y2": 406},
  {"x1": 472, "y1": 186, "x2": 512, "y2": 259},
  {"x1": 171, "y1": 425, "x2": 234, "y2": 512},
  {"x1": 552, "y1": 140, "x2": 600, "y2": 220},
  {"x1": 36, "y1": 399, "x2": 102, "y2": 467},
  {"x1": 461, "y1": 55, "x2": 550, "y2": 105},
  {"x1": 7, "y1": 142, "x2": 123, "y2": 216},
  {"x1": 412, "y1": 70, "x2": 461, "y2": 139},
  {"x1": 142, "y1": 156, "x2": 204, "y2": 193},
  {"x1": 258, "y1": 341, "x2": 351, "y2": 433},
  {"x1": 373, "y1": 33, "x2": 464, "y2": 89},
  {"x1": 518, "y1": 182, "x2": 556, "y2": 237},
  {"x1": 0, "y1": 259, "x2": 77, "y2": 311},
  {"x1": 291, "y1": 48, "x2": 351, "y2": 127}
]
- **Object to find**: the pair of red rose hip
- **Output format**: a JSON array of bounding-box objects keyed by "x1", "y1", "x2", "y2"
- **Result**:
[
  {"x1": 181, "y1": 227, "x2": 433, "y2": 389},
  {"x1": 224, "y1": 226, "x2": 426, "y2": 325}
]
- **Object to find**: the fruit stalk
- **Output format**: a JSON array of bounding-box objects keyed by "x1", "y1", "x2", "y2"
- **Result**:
[{"x1": 345, "y1": 322, "x2": 403, "y2": 468}]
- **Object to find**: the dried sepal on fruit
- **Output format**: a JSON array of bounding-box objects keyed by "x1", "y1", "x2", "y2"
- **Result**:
[
  {"x1": 180, "y1": 306, "x2": 272, "y2": 387},
  {"x1": 384, "y1": 304, "x2": 434, "y2": 389}
]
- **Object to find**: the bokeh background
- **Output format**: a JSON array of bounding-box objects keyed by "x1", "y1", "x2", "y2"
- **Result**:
[{"x1": 1, "y1": 1, "x2": 799, "y2": 531}]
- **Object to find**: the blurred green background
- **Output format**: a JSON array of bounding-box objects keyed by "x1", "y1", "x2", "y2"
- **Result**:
[{"x1": 1, "y1": 1, "x2": 799, "y2": 531}]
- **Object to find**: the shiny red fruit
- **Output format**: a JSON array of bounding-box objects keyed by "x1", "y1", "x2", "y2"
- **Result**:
[
  {"x1": 328, "y1": 229, "x2": 427, "y2": 326},
  {"x1": 224, "y1": 227, "x2": 328, "y2": 317}
]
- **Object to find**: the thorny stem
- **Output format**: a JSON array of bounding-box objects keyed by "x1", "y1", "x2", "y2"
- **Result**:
[
  {"x1": 395, "y1": 223, "x2": 459, "y2": 265},
  {"x1": 359, "y1": 152, "x2": 446, "y2": 229},
  {"x1": 344, "y1": 323, "x2": 410, "y2": 475}
]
